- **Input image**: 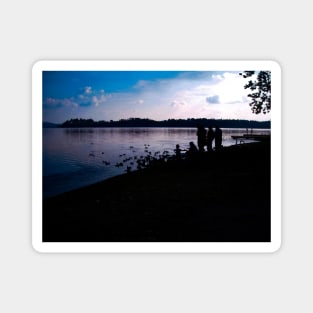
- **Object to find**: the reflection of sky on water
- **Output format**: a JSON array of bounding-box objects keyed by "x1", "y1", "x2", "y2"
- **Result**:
[{"x1": 43, "y1": 127, "x2": 270, "y2": 198}]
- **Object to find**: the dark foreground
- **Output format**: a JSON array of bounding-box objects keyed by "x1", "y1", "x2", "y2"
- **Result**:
[{"x1": 43, "y1": 142, "x2": 271, "y2": 242}]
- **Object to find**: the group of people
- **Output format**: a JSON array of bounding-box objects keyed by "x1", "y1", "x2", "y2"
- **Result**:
[
  {"x1": 196, "y1": 124, "x2": 223, "y2": 153},
  {"x1": 174, "y1": 124, "x2": 223, "y2": 160}
]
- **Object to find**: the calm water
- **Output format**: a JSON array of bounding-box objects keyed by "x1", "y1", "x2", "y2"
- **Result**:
[{"x1": 43, "y1": 127, "x2": 270, "y2": 198}]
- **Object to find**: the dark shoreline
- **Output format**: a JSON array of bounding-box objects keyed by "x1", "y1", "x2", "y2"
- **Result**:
[
  {"x1": 44, "y1": 118, "x2": 270, "y2": 129},
  {"x1": 43, "y1": 141, "x2": 271, "y2": 242}
]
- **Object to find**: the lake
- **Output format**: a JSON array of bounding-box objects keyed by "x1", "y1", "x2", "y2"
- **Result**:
[{"x1": 43, "y1": 127, "x2": 270, "y2": 198}]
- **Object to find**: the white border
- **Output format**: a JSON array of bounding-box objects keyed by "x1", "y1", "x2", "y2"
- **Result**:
[{"x1": 32, "y1": 60, "x2": 281, "y2": 253}]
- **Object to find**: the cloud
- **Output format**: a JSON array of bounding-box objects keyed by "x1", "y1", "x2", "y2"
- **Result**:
[
  {"x1": 84, "y1": 86, "x2": 92, "y2": 94},
  {"x1": 212, "y1": 74, "x2": 224, "y2": 81},
  {"x1": 134, "y1": 80, "x2": 149, "y2": 89},
  {"x1": 206, "y1": 95, "x2": 220, "y2": 104},
  {"x1": 171, "y1": 100, "x2": 187, "y2": 107},
  {"x1": 44, "y1": 97, "x2": 79, "y2": 108},
  {"x1": 44, "y1": 87, "x2": 107, "y2": 109},
  {"x1": 91, "y1": 94, "x2": 106, "y2": 107},
  {"x1": 44, "y1": 97, "x2": 62, "y2": 108}
]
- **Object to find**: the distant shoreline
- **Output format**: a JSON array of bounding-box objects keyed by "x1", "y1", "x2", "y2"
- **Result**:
[{"x1": 43, "y1": 118, "x2": 270, "y2": 129}]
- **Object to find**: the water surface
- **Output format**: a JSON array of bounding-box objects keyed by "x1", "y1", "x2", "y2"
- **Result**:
[{"x1": 43, "y1": 127, "x2": 270, "y2": 198}]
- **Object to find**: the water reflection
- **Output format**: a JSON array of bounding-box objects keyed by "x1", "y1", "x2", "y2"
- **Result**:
[{"x1": 43, "y1": 127, "x2": 270, "y2": 198}]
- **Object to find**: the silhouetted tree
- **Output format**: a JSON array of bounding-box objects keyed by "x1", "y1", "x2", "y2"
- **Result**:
[
  {"x1": 240, "y1": 71, "x2": 271, "y2": 114},
  {"x1": 60, "y1": 117, "x2": 270, "y2": 128}
]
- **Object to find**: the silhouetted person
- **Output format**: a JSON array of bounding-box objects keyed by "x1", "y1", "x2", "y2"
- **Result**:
[
  {"x1": 196, "y1": 124, "x2": 207, "y2": 153},
  {"x1": 174, "y1": 144, "x2": 182, "y2": 160},
  {"x1": 215, "y1": 126, "x2": 223, "y2": 151},
  {"x1": 186, "y1": 141, "x2": 198, "y2": 159},
  {"x1": 207, "y1": 125, "x2": 215, "y2": 152}
]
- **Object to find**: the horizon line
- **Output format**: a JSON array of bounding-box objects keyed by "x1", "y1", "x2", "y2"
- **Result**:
[{"x1": 44, "y1": 117, "x2": 271, "y2": 125}]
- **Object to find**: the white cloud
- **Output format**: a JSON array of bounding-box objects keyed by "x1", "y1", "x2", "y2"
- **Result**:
[
  {"x1": 134, "y1": 80, "x2": 149, "y2": 89},
  {"x1": 91, "y1": 94, "x2": 106, "y2": 107},
  {"x1": 84, "y1": 86, "x2": 92, "y2": 94},
  {"x1": 212, "y1": 74, "x2": 224, "y2": 81},
  {"x1": 44, "y1": 87, "x2": 108, "y2": 109},
  {"x1": 171, "y1": 100, "x2": 187, "y2": 107},
  {"x1": 44, "y1": 97, "x2": 79, "y2": 108}
]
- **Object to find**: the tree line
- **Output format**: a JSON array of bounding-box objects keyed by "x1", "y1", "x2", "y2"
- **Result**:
[{"x1": 57, "y1": 117, "x2": 270, "y2": 129}]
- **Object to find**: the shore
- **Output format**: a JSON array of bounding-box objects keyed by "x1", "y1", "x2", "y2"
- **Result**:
[{"x1": 43, "y1": 141, "x2": 271, "y2": 242}]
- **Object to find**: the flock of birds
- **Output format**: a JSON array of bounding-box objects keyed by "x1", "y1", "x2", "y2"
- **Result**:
[{"x1": 88, "y1": 143, "x2": 174, "y2": 173}]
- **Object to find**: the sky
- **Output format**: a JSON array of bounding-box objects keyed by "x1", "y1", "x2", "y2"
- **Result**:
[{"x1": 42, "y1": 71, "x2": 271, "y2": 123}]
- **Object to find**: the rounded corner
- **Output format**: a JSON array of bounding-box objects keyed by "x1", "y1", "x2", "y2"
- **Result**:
[
  {"x1": 31, "y1": 240, "x2": 44, "y2": 254},
  {"x1": 268, "y1": 60, "x2": 282, "y2": 73},
  {"x1": 32, "y1": 60, "x2": 45, "y2": 73},
  {"x1": 269, "y1": 240, "x2": 282, "y2": 253}
]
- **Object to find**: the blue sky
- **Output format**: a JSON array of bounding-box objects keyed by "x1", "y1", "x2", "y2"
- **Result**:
[{"x1": 43, "y1": 71, "x2": 271, "y2": 123}]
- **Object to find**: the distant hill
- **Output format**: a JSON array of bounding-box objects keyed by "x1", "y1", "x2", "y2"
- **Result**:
[
  {"x1": 43, "y1": 122, "x2": 60, "y2": 128},
  {"x1": 60, "y1": 118, "x2": 271, "y2": 129}
]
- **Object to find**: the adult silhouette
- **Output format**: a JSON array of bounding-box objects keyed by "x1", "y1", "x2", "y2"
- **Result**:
[
  {"x1": 215, "y1": 126, "x2": 223, "y2": 151},
  {"x1": 196, "y1": 124, "x2": 207, "y2": 153},
  {"x1": 207, "y1": 125, "x2": 215, "y2": 152}
]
